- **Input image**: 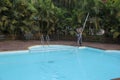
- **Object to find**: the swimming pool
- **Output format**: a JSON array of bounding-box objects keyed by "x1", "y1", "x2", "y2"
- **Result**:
[{"x1": 0, "y1": 45, "x2": 120, "y2": 80}]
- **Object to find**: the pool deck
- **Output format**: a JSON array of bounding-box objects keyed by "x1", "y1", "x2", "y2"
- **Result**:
[{"x1": 0, "y1": 40, "x2": 120, "y2": 51}]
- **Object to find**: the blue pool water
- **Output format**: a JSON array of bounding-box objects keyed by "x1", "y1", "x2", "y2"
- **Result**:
[{"x1": 0, "y1": 45, "x2": 120, "y2": 80}]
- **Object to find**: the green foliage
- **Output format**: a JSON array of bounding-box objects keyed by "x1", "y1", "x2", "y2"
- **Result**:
[{"x1": 0, "y1": 0, "x2": 119, "y2": 41}]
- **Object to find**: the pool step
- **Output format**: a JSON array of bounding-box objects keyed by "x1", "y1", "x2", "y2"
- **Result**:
[{"x1": 29, "y1": 47, "x2": 76, "y2": 53}]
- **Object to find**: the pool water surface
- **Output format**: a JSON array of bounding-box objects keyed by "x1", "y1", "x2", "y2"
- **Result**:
[{"x1": 0, "y1": 45, "x2": 120, "y2": 80}]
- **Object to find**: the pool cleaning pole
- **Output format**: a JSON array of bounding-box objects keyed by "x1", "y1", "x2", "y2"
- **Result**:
[{"x1": 82, "y1": 13, "x2": 89, "y2": 32}]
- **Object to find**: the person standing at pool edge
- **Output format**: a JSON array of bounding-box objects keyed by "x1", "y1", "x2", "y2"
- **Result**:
[{"x1": 76, "y1": 27, "x2": 83, "y2": 46}]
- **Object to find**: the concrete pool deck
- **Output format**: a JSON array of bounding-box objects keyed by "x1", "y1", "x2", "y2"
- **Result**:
[{"x1": 0, "y1": 40, "x2": 120, "y2": 51}]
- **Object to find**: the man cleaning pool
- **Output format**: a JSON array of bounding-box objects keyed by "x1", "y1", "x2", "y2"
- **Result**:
[{"x1": 76, "y1": 27, "x2": 83, "y2": 46}]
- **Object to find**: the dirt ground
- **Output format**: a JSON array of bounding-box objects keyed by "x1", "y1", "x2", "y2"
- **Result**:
[{"x1": 0, "y1": 40, "x2": 120, "y2": 51}]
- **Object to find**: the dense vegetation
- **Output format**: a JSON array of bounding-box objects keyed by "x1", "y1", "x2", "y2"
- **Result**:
[{"x1": 0, "y1": 0, "x2": 120, "y2": 43}]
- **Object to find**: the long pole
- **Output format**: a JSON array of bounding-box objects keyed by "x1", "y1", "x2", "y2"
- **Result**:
[{"x1": 82, "y1": 13, "x2": 89, "y2": 32}]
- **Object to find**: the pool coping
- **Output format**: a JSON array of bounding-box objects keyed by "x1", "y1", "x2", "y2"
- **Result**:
[{"x1": 0, "y1": 45, "x2": 119, "y2": 55}]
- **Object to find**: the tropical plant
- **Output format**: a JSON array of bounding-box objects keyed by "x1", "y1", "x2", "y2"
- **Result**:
[{"x1": 0, "y1": 0, "x2": 119, "y2": 42}]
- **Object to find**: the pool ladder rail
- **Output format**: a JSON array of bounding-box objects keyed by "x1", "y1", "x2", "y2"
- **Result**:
[{"x1": 41, "y1": 34, "x2": 50, "y2": 45}]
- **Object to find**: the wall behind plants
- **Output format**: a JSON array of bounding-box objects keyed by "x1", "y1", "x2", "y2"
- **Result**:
[{"x1": 0, "y1": 0, "x2": 120, "y2": 43}]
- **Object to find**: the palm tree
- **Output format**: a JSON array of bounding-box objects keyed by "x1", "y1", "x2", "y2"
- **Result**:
[
  {"x1": 0, "y1": 0, "x2": 13, "y2": 35},
  {"x1": 97, "y1": 0, "x2": 120, "y2": 38}
]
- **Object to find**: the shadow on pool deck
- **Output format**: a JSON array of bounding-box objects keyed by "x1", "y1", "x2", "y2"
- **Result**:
[
  {"x1": 0, "y1": 40, "x2": 120, "y2": 51},
  {"x1": 112, "y1": 78, "x2": 120, "y2": 80}
]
